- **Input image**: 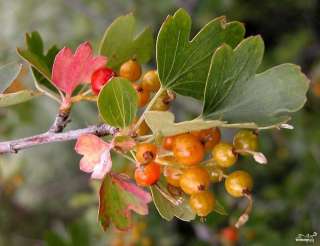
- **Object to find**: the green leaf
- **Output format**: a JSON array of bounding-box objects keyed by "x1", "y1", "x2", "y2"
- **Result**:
[
  {"x1": 97, "y1": 77, "x2": 137, "y2": 128},
  {"x1": 156, "y1": 8, "x2": 244, "y2": 100},
  {"x1": 150, "y1": 178, "x2": 196, "y2": 221},
  {"x1": 99, "y1": 13, "x2": 153, "y2": 70},
  {"x1": 203, "y1": 36, "x2": 264, "y2": 115},
  {"x1": 145, "y1": 111, "x2": 224, "y2": 136},
  {"x1": 98, "y1": 174, "x2": 152, "y2": 231},
  {"x1": 0, "y1": 63, "x2": 22, "y2": 93},
  {"x1": 202, "y1": 37, "x2": 309, "y2": 127},
  {"x1": 0, "y1": 90, "x2": 41, "y2": 107},
  {"x1": 17, "y1": 31, "x2": 60, "y2": 94}
]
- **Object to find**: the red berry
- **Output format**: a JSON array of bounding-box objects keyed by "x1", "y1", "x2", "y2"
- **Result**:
[
  {"x1": 91, "y1": 67, "x2": 115, "y2": 95},
  {"x1": 221, "y1": 226, "x2": 239, "y2": 243}
]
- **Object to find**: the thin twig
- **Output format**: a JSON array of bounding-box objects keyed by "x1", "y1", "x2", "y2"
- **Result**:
[
  {"x1": 134, "y1": 87, "x2": 164, "y2": 131},
  {"x1": 0, "y1": 124, "x2": 119, "y2": 155}
]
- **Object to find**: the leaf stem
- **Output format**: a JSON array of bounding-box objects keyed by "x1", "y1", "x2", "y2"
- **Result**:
[
  {"x1": 130, "y1": 150, "x2": 137, "y2": 162},
  {"x1": 134, "y1": 87, "x2": 165, "y2": 131},
  {"x1": 71, "y1": 94, "x2": 97, "y2": 103},
  {"x1": 113, "y1": 150, "x2": 136, "y2": 163},
  {"x1": 135, "y1": 134, "x2": 153, "y2": 141}
]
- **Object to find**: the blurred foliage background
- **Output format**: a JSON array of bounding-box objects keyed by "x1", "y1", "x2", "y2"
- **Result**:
[{"x1": 1, "y1": 0, "x2": 320, "y2": 245}]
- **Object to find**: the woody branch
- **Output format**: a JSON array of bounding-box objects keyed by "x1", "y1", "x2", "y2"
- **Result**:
[{"x1": 0, "y1": 123, "x2": 119, "y2": 155}]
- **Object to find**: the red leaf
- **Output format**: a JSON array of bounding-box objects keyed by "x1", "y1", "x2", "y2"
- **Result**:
[
  {"x1": 98, "y1": 173, "x2": 152, "y2": 231},
  {"x1": 52, "y1": 42, "x2": 107, "y2": 96},
  {"x1": 75, "y1": 134, "x2": 113, "y2": 179}
]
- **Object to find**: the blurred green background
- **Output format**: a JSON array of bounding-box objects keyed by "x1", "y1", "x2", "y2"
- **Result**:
[{"x1": 1, "y1": 0, "x2": 320, "y2": 245}]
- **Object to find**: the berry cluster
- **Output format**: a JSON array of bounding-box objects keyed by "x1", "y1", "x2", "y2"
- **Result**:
[
  {"x1": 134, "y1": 127, "x2": 263, "y2": 226},
  {"x1": 90, "y1": 58, "x2": 265, "y2": 227}
]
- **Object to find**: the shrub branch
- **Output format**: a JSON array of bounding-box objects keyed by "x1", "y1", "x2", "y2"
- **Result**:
[{"x1": 0, "y1": 124, "x2": 119, "y2": 154}]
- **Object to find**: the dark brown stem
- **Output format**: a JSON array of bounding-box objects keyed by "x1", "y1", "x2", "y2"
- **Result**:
[{"x1": 0, "y1": 124, "x2": 119, "y2": 155}]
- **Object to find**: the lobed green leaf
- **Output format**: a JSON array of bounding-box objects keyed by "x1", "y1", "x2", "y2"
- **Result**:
[
  {"x1": 156, "y1": 8, "x2": 245, "y2": 100},
  {"x1": 203, "y1": 36, "x2": 264, "y2": 115},
  {"x1": 99, "y1": 13, "x2": 153, "y2": 70},
  {"x1": 17, "y1": 31, "x2": 60, "y2": 95},
  {"x1": 202, "y1": 36, "x2": 309, "y2": 127}
]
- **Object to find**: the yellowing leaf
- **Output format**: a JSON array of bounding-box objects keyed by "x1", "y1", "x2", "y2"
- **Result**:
[
  {"x1": 150, "y1": 178, "x2": 195, "y2": 221},
  {"x1": 0, "y1": 90, "x2": 41, "y2": 107},
  {"x1": 0, "y1": 63, "x2": 22, "y2": 93},
  {"x1": 144, "y1": 111, "x2": 224, "y2": 136}
]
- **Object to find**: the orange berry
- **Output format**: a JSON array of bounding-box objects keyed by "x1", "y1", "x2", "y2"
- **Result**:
[
  {"x1": 192, "y1": 127, "x2": 221, "y2": 151},
  {"x1": 150, "y1": 91, "x2": 172, "y2": 111},
  {"x1": 225, "y1": 170, "x2": 253, "y2": 197},
  {"x1": 162, "y1": 136, "x2": 176, "y2": 151},
  {"x1": 163, "y1": 166, "x2": 183, "y2": 187},
  {"x1": 119, "y1": 59, "x2": 141, "y2": 81},
  {"x1": 136, "y1": 143, "x2": 158, "y2": 164},
  {"x1": 189, "y1": 191, "x2": 215, "y2": 217},
  {"x1": 134, "y1": 162, "x2": 161, "y2": 186},
  {"x1": 212, "y1": 143, "x2": 238, "y2": 168},
  {"x1": 205, "y1": 165, "x2": 224, "y2": 183},
  {"x1": 179, "y1": 167, "x2": 210, "y2": 195},
  {"x1": 233, "y1": 130, "x2": 258, "y2": 156},
  {"x1": 132, "y1": 83, "x2": 150, "y2": 107},
  {"x1": 141, "y1": 70, "x2": 160, "y2": 92},
  {"x1": 173, "y1": 134, "x2": 204, "y2": 166}
]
